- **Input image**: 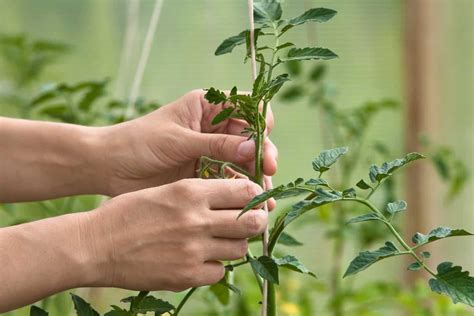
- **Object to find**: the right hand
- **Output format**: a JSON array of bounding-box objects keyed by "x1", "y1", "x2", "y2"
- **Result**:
[{"x1": 85, "y1": 179, "x2": 267, "y2": 292}]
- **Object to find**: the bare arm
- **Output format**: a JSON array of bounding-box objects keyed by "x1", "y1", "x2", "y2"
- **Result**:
[{"x1": 0, "y1": 117, "x2": 107, "y2": 202}]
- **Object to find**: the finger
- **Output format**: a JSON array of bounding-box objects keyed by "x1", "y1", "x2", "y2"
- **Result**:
[
  {"x1": 199, "y1": 179, "x2": 262, "y2": 209},
  {"x1": 191, "y1": 132, "x2": 257, "y2": 164},
  {"x1": 205, "y1": 238, "x2": 248, "y2": 261},
  {"x1": 209, "y1": 209, "x2": 267, "y2": 239},
  {"x1": 193, "y1": 262, "x2": 225, "y2": 287},
  {"x1": 263, "y1": 139, "x2": 278, "y2": 176},
  {"x1": 264, "y1": 176, "x2": 276, "y2": 211}
]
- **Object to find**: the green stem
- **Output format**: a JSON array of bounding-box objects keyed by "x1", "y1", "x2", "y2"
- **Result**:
[{"x1": 174, "y1": 287, "x2": 197, "y2": 316}]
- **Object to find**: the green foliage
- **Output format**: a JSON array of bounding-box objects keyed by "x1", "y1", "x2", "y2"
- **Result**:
[
  {"x1": 30, "y1": 306, "x2": 49, "y2": 316},
  {"x1": 429, "y1": 262, "x2": 474, "y2": 306},
  {"x1": 312, "y1": 147, "x2": 348, "y2": 173},
  {"x1": 249, "y1": 255, "x2": 279, "y2": 284},
  {"x1": 343, "y1": 242, "x2": 401, "y2": 277},
  {"x1": 283, "y1": 47, "x2": 338, "y2": 62},
  {"x1": 369, "y1": 152, "x2": 425, "y2": 183},
  {"x1": 412, "y1": 227, "x2": 473, "y2": 247},
  {"x1": 385, "y1": 200, "x2": 407, "y2": 215},
  {"x1": 274, "y1": 255, "x2": 316, "y2": 278},
  {"x1": 70, "y1": 294, "x2": 99, "y2": 316}
]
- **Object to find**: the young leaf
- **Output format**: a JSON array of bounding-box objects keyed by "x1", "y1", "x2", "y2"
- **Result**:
[
  {"x1": 285, "y1": 8, "x2": 337, "y2": 29},
  {"x1": 262, "y1": 74, "x2": 291, "y2": 100},
  {"x1": 249, "y1": 255, "x2": 279, "y2": 284},
  {"x1": 133, "y1": 296, "x2": 175, "y2": 314},
  {"x1": 305, "y1": 178, "x2": 329, "y2": 186},
  {"x1": 343, "y1": 241, "x2": 402, "y2": 277},
  {"x1": 283, "y1": 47, "x2": 338, "y2": 62},
  {"x1": 312, "y1": 147, "x2": 348, "y2": 173},
  {"x1": 369, "y1": 152, "x2": 425, "y2": 183},
  {"x1": 347, "y1": 213, "x2": 381, "y2": 224},
  {"x1": 429, "y1": 262, "x2": 474, "y2": 306},
  {"x1": 277, "y1": 231, "x2": 303, "y2": 246},
  {"x1": 421, "y1": 251, "x2": 431, "y2": 259},
  {"x1": 30, "y1": 306, "x2": 49, "y2": 316},
  {"x1": 210, "y1": 273, "x2": 241, "y2": 306},
  {"x1": 215, "y1": 30, "x2": 247, "y2": 56},
  {"x1": 412, "y1": 227, "x2": 473, "y2": 247},
  {"x1": 386, "y1": 200, "x2": 407, "y2": 215},
  {"x1": 104, "y1": 307, "x2": 130, "y2": 316},
  {"x1": 70, "y1": 293, "x2": 100, "y2": 316},
  {"x1": 407, "y1": 262, "x2": 422, "y2": 271},
  {"x1": 275, "y1": 255, "x2": 316, "y2": 278},
  {"x1": 342, "y1": 188, "x2": 356, "y2": 198},
  {"x1": 205, "y1": 87, "x2": 228, "y2": 104},
  {"x1": 253, "y1": 0, "x2": 282, "y2": 24},
  {"x1": 212, "y1": 107, "x2": 234, "y2": 125},
  {"x1": 356, "y1": 179, "x2": 372, "y2": 190}
]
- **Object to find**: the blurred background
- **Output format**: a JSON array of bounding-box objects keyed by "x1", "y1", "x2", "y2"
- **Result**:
[{"x1": 0, "y1": 0, "x2": 472, "y2": 315}]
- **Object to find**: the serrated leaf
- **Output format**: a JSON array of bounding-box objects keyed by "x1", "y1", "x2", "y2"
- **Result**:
[
  {"x1": 104, "y1": 307, "x2": 130, "y2": 316},
  {"x1": 347, "y1": 213, "x2": 381, "y2": 224},
  {"x1": 212, "y1": 107, "x2": 234, "y2": 125},
  {"x1": 262, "y1": 74, "x2": 291, "y2": 100},
  {"x1": 286, "y1": 8, "x2": 337, "y2": 29},
  {"x1": 369, "y1": 152, "x2": 425, "y2": 183},
  {"x1": 205, "y1": 87, "x2": 227, "y2": 104},
  {"x1": 30, "y1": 306, "x2": 49, "y2": 316},
  {"x1": 134, "y1": 296, "x2": 175, "y2": 314},
  {"x1": 70, "y1": 293, "x2": 100, "y2": 316},
  {"x1": 277, "y1": 231, "x2": 303, "y2": 246},
  {"x1": 429, "y1": 262, "x2": 474, "y2": 306},
  {"x1": 312, "y1": 147, "x2": 348, "y2": 173},
  {"x1": 283, "y1": 47, "x2": 338, "y2": 62},
  {"x1": 275, "y1": 255, "x2": 316, "y2": 278},
  {"x1": 412, "y1": 227, "x2": 473, "y2": 247},
  {"x1": 408, "y1": 262, "x2": 422, "y2": 271},
  {"x1": 356, "y1": 179, "x2": 372, "y2": 190},
  {"x1": 250, "y1": 256, "x2": 279, "y2": 284},
  {"x1": 253, "y1": 0, "x2": 282, "y2": 24},
  {"x1": 284, "y1": 188, "x2": 342, "y2": 226},
  {"x1": 343, "y1": 241, "x2": 401, "y2": 277},
  {"x1": 386, "y1": 200, "x2": 407, "y2": 215},
  {"x1": 215, "y1": 30, "x2": 247, "y2": 55}
]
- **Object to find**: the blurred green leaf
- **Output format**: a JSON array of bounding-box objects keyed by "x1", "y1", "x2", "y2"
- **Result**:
[
  {"x1": 309, "y1": 64, "x2": 327, "y2": 82},
  {"x1": 407, "y1": 262, "x2": 422, "y2": 271},
  {"x1": 282, "y1": 47, "x2": 338, "y2": 62}
]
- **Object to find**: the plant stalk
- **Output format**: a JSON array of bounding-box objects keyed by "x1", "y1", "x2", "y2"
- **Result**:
[{"x1": 174, "y1": 287, "x2": 197, "y2": 316}]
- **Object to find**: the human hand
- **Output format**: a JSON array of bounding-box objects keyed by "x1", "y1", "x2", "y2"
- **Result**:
[
  {"x1": 99, "y1": 90, "x2": 277, "y2": 208},
  {"x1": 87, "y1": 179, "x2": 267, "y2": 292}
]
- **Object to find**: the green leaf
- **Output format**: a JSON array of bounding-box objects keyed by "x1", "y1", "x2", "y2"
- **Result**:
[
  {"x1": 275, "y1": 255, "x2": 316, "y2": 278},
  {"x1": 285, "y1": 60, "x2": 301, "y2": 76},
  {"x1": 276, "y1": 42, "x2": 295, "y2": 51},
  {"x1": 309, "y1": 64, "x2": 327, "y2": 82},
  {"x1": 286, "y1": 8, "x2": 337, "y2": 28},
  {"x1": 386, "y1": 200, "x2": 407, "y2": 215},
  {"x1": 253, "y1": 0, "x2": 282, "y2": 24},
  {"x1": 283, "y1": 47, "x2": 338, "y2": 62},
  {"x1": 284, "y1": 188, "x2": 342, "y2": 226},
  {"x1": 343, "y1": 241, "x2": 401, "y2": 277},
  {"x1": 342, "y1": 188, "x2": 356, "y2": 198},
  {"x1": 262, "y1": 73, "x2": 291, "y2": 100},
  {"x1": 429, "y1": 262, "x2": 474, "y2": 306},
  {"x1": 215, "y1": 30, "x2": 247, "y2": 55},
  {"x1": 347, "y1": 213, "x2": 381, "y2": 224},
  {"x1": 104, "y1": 307, "x2": 130, "y2": 316},
  {"x1": 134, "y1": 296, "x2": 175, "y2": 314},
  {"x1": 356, "y1": 179, "x2": 372, "y2": 190},
  {"x1": 70, "y1": 293, "x2": 100, "y2": 316},
  {"x1": 249, "y1": 255, "x2": 279, "y2": 284},
  {"x1": 305, "y1": 178, "x2": 328, "y2": 186},
  {"x1": 279, "y1": 85, "x2": 304, "y2": 101},
  {"x1": 30, "y1": 306, "x2": 49, "y2": 316},
  {"x1": 277, "y1": 231, "x2": 303, "y2": 246},
  {"x1": 412, "y1": 227, "x2": 473, "y2": 247},
  {"x1": 369, "y1": 152, "x2": 426, "y2": 183},
  {"x1": 312, "y1": 147, "x2": 348, "y2": 173},
  {"x1": 212, "y1": 107, "x2": 234, "y2": 125},
  {"x1": 210, "y1": 275, "x2": 241, "y2": 306},
  {"x1": 407, "y1": 262, "x2": 422, "y2": 271},
  {"x1": 421, "y1": 251, "x2": 431, "y2": 259},
  {"x1": 205, "y1": 87, "x2": 227, "y2": 104}
]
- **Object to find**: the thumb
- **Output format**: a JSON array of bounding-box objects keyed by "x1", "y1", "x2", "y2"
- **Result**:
[{"x1": 191, "y1": 132, "x2": 255, "y2": 164}]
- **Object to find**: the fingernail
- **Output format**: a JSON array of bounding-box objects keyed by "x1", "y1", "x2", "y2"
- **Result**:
[{"x1": 237, "y1": 140, "x2": 255, "y2": 160}]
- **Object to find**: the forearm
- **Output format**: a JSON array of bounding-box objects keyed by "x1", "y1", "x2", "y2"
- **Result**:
[
  {"x1": 0, "y1": 211, "x2": 104, "y2": 312},
  {"x1": 0, "y1": 117, "x2": 109, "y2": 202}
]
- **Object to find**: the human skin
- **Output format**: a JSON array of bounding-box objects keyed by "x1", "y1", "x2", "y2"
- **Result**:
[
  {"x1": 0, "y1": 90, "x2": 277, "y2": 311},
  {"x1": 0, "y1": 89, "x2": 277, "y2": 206},
  {"x1": 0, "y1": 179, "x2": 267, "y2": 312}
]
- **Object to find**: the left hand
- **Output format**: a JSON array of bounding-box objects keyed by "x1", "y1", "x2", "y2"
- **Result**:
[{"x1": 99, "y1": 90, "x2": 278, "y2": 208}]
